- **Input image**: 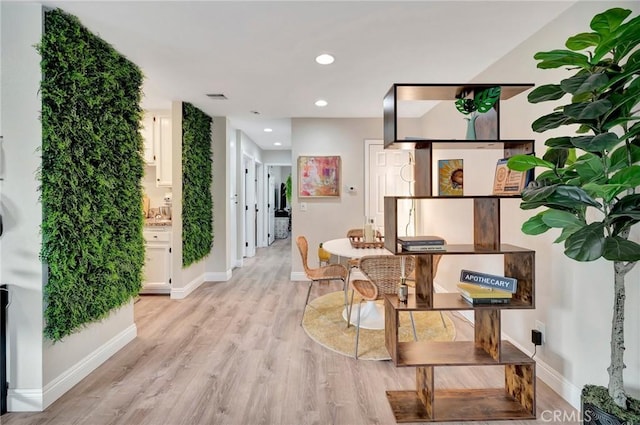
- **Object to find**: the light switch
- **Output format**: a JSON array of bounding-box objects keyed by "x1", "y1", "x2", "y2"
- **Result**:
[{"x1": 300, "y1": 202, "x2": 307, "y2": 212}]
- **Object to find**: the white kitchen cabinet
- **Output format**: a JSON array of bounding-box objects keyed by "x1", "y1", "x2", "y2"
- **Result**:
[
  {"x1": 154, "y1": 114, "x2": 172, "y2": 187},
  {"x1": 141, "y1": 228, "x2": 171, "y2": 294},
  {"x1": 140, "y1": 113, "x2": 156, "y2": 165}
]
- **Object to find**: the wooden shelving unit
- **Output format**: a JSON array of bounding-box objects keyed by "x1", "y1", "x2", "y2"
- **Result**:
[{"x1": 382, "y1": 83, "x2": 536, "y2": 422}]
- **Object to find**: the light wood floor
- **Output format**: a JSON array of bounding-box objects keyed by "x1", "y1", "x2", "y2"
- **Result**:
[{"x1": 4, "y1": 237, "x2": 577, "y2": 425}]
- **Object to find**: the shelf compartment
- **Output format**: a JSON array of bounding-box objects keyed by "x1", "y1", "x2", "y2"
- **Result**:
[
  {"x1": 392, "y1": 243, "x2": 534, "y2": 255},
  {"x1": 385, "y1": 293, "x2": 534, "y2": 311},
  {"x1": 393, "y1": 340, "x2": 533, "y2": 367},
  {"x1": 386, "y1": 387, "x2": 536, "y2": 422}
]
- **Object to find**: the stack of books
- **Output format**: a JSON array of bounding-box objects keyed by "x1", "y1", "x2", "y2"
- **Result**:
[
  {"x1": 397, "y1": 236, "x2": 446, "y2": 252},
  {"x1": 457, "y1": 282, "x2": 512, "y2": 305}
]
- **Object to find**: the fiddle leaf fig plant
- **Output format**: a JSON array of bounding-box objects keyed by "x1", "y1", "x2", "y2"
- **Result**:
[{"x1": 507, "y1": 7, "x2": 640, "y2": 415}]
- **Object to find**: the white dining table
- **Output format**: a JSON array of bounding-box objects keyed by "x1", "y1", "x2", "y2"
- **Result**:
[{"x1": 322, "y1": 238, "x2": 393, "y2": 330}]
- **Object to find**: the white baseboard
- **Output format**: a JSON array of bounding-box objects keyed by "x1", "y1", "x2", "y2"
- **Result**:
[
  {"x1": 7, "y1": 323, "x2": 137, "y2": 412},
  {"x1": 171, "y1": 273, "x2": 205, "y2": 299},
  {"x1": 204, "y1": 270, "x2": 232, "y2": 282},
  {"x1": 7, "y1": 388, "x2": 43, "y2": 412}
]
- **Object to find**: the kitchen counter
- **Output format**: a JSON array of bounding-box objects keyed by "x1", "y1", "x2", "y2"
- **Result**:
[{"x1": 144, "y1": 218, "x2": 172, "y2": 227}]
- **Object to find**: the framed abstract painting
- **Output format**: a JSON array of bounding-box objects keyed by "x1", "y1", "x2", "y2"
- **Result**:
[{"x1": 298, "y1": 155, "x2": 341, "y2": 197}]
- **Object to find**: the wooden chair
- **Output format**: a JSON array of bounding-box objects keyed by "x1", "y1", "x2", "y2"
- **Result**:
[
  {"x1": 296, "y1": 236, "x2": 348, "y2": 325},
  {"x1": 347, "y1": 255, "x2": 416, "y2": 359}
]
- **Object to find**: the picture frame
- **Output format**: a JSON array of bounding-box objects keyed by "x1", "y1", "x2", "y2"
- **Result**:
[
  {"x1": 438, "y1": 159, "x2": 464, "y2": 196},
  {"x1": 298, "y1": 155, "x2": 341, "y2": 197},
  {"x1": 493, "y1": 158, "x2": 528, "y2": 195}
]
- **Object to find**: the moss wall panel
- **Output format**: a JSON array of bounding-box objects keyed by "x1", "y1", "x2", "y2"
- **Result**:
[
  {"x1": 182, "y1": 103, "x2": 213, "y2": 267},
  {"x1": 40, "y1": 9, "x2": 145, "y2": 340}
]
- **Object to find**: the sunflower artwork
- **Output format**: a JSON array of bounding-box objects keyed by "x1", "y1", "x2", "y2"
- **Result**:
[{"x1": 438, "y1": 159, "x2": 463, "y2": 196}]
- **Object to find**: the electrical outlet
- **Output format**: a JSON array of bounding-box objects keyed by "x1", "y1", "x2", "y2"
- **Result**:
[
  {"x1": 300, "y1": 202, "x2": 307, "y2": 212},
  {"x1": 531, "y1": 329, "x2": 542, "y2": 346},
  {"x1": 535, "y1": 320, "x2": 546, "y2": 344}
]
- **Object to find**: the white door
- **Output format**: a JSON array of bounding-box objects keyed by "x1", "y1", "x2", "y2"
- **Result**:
[
  {"x1": 267, "y1": 167, "x2": 275, "y2": 245},
  {"x1": 365, "y1": 140, "x2": 415, "y2": 236},
  {"x1": 243, "y1": 155, "x2": 256, "y2": 258}
]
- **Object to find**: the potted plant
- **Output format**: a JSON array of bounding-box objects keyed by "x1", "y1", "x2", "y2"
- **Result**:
[
  {"x1": 455, "y1": 86, "x2": 501, "y2": 139},
  {"x1": 507, "y1": 7, "x2": 640, "y2": 423}
]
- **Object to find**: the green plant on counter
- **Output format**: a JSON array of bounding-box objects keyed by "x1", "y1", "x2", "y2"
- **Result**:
[
  {"x1": 40, "y1": 9, "x2": 145, "y2": 341},
  {"x1": 182, "y1": 102, "x2": 213, "y2": 267},
  {"x1": 507, "y1": 7, "x2": 640, "y2": 419},
  {"x1": 454, "y1": 86, "x2": 501, "y2": 115}
]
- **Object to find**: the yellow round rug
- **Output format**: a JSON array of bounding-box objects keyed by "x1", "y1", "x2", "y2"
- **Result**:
[{"x1": 302, "y1": 291, "x2": 456, "y2": 360}]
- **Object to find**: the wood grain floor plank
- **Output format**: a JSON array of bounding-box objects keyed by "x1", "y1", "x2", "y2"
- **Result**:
[{"x1": 3, "y1": 237, "x2": 577, "y2": 425}]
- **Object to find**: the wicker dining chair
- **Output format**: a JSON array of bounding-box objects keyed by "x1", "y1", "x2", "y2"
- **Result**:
[
  {"x1": 347, "y1": 255, "x2": 416, "y2": 359},
  {"x1": 296, "y1": 236, "x2": 348, "y2": 325},
  {"x1": 345, "y1": 227, "x2": 383, "y2": 275}
]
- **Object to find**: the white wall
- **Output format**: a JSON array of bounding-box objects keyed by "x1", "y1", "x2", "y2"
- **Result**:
[
  {"x1": 204, "y1": 117, "x2": 233, "y2": 280},
  {"x1": 1, "y1": 3, "x2": 138, "y2": 411},
  {"x1": 290, "y1": 118, "x2": 383, "y2": 276},
  {"x1": 1, "y1": 2, "x2": 45, "y2": 411},
  {"x1": 263, "y1": 150, "x2": 292, "y2": 165},
  {"x1": 418, "y1": 1, "x2": 640, "y2": 408}
]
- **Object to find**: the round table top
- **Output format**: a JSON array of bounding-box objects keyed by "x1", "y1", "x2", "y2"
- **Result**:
[{"x1": 322, "y1": 237, "x2": 392, "y2": 259}]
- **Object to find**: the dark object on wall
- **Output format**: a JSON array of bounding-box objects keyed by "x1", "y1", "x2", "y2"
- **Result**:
[
  {"x1": 1, "y1": 284, "x2": 7, "y2": 415},
  {"x1": 182, "y1": 102, "x2": 213, "y2": 267},
  {"x1": 39, "y1": 9, "x2": 145, "y2": 340}
]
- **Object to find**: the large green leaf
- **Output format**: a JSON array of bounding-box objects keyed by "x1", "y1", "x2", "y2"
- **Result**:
[
  {"x1": 541, "y1": 209, "x2": 584, "y2": 228},
  {"x1": 566, "y1": 32, "x2": 601, "y2": 50},
  {"x1": 564, "y1": 222, "x2": 606, "y2": 261},
  {"x1": 522, "y1": 214, "x2": 550, "y2": 235},
  {"x1": 532, "y1": 111, "x2": 572, "y2": 132},
  {"x1": 564, "y1": 99, "x2": 612, "y2": 120},
  {"x1": 603, "y1": 236, "x2": 640, "y2": 261},
  {"x1": 609, "y1": 165, "x2": 640, "y2": 188},
  {"x1": 610, "y1": 193, "x2": 640, "y2": 214},
  {"x1": 571, "y1": 132, "x2": 619, "y2": 153},
  {"x1": 610, "y1": 143, "x2": 640, "y2": 171},
  {"x1": 554, "y1": 226, "x2": 582, "y2": 243},
  {"x1": 507, "y1": 155, "x2": 553, "y2": 172},
  {"x1": 528, "y1": 84, "x2": 565, "y2": 103},
  {"x1": 543, "y1": 148, "x2": 569, "y2": 169},
  {"x1": 574, "y1": 73, "x2": 609, "y2": 96},
  {"x1": 583, "y1": 182, "x2": 627, "y2": 203},
  {"x1": 560, "y1": 74, "x2": 589, "y2": 95},
  {"x1": 574, "y1": 154, "x2": 605, "y2": 182},
  {"x1": 545, "y1": 136, "x2": 573, "y2": 148},
  {"x1": 590, "y1": 8, "x2": 632, "y2": 36},
  {"x1": 534, "y1": 49, "x2": 590, "y2": 69},
  {"x1": 554, "y1": 185, "x2": 602, "y2": 208},
  {"x1": 474, "y1": 86, "x2": 501, "y2": 113}
]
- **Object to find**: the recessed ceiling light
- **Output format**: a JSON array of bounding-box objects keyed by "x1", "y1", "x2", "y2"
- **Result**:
[
  {"x1": 264, "y1": 128, "x2": 273, "y2": 132},
  {"x1": 315, "y1": 99, "x2": 328, "y2": 107},
  {"x1": 250, "y1": 110, "x2": 260, "y2": 115},
  {"x1": 274, "y1": 142, "x2": 282, "y2": 146},
  {"x1": 315, "y1": 54, "x2": 335, "y2": 65}
]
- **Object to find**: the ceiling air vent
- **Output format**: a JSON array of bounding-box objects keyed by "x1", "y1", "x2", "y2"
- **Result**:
[{"x1": 206, "y1": 93, "x2": 227, "y2": 100}]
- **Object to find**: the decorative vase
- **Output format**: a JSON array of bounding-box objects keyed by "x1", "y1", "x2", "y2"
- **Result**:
[
  {"x1": 465, "y1": 114, "x2": 477, "y2": 140},
  {"x1": 474, "y1": 107, "x2": 498, "y2": 140}
]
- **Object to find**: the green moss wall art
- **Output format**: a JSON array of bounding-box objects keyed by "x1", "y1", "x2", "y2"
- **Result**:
[
  {"x1": 40, "y1": 9, "x2": 145, "y2": 341},
  {"x1": 182, "y1": 103, "x2": 214, "y2": 267}
]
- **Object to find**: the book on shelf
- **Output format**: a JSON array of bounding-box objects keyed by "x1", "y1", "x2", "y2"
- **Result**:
[
  {"x1": 492, "y1": 158, "x2": 530, "y2": 196},
  {"x1": 460, "y1": 293, "x2": 511, "y2": 305},
  {"x1": 457, "y1": 283, "x2": 512, "y2": 299},
  {"x1": 397, "y1": 236, "x2": 445, "y2": 246},
  {"x1": 401, "y1": 244, "x2": 447, "y2": 252},
  {"x1": 459, "y1": 269, "x2": 518, "y2": 293}
]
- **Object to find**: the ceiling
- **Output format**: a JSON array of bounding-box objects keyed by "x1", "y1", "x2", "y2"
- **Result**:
[{"x1": 40, "y1": 1, "x2": 579, "y2": 150}]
